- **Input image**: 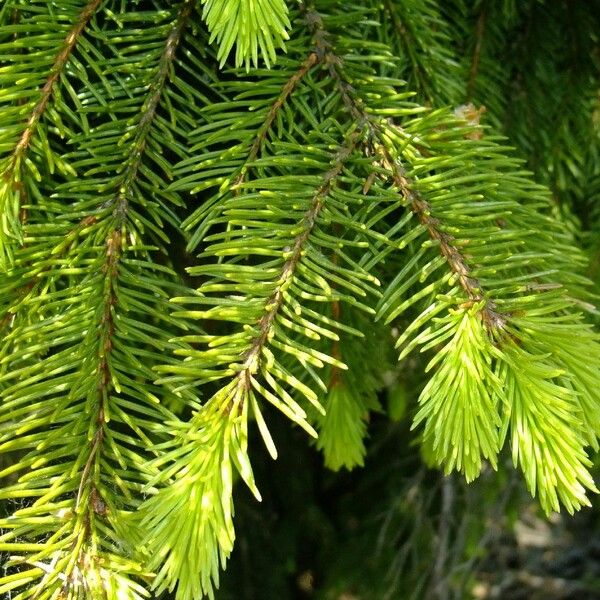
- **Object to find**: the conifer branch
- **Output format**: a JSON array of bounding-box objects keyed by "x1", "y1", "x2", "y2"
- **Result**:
[
  {"x1": 233, "y1": 51, "x2": 319, "y2": 187},
  {"x1": 0, "y1": 0, "x2": 102, "y2": 262},
  {"x1": 9, "y1": 0, "x2": 102, "y2": 166},
  {"x1": 201, "y1": 0, "x2": 290, "y2": 69},
  {"x1": 75, "y1": 230, "x2": 119, "y2": 502},
  {"x1": 297, "y1": 7, "x2": 600, "y2": 500},
  {"x1": 72, "y1": 0, "x2": 194, "y2": 524},
  {"x1": 0, "y1": 4, "x2": 198, "y2": 597},
  {"x1": 54, "y1": 232, "x2": 121, "y2": 598},
  {"x1": 142, "y1": 118, "x2": 379, "y2": 595},
  {"x1": 238, "y1": 133, "x2": 358, "y2": 390}
]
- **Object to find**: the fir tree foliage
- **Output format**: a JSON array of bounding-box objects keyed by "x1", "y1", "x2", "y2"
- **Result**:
[{"x1": 0, "y1": 0, "x2": 599, "y2": 598}]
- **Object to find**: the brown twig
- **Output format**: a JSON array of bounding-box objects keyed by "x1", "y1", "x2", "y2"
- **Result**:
[
  {"x1": 467, "y1": 7, "x2": 487, "y2": 101},
  {"x1": 9, "y1": 0, "x2": 102, "y2": 170},
  {"x1": 112, "y1": 0, "x2": 195, "y2": 219},
  {"x1": 380, "y1": 146, "x2": 505, "y2": 331},
  {"x1": 233, "y1": 52, "x2": 319, "y2": 188},
  {"x1": 237, "y1": 134, "x2": 359, "y2": 392}
]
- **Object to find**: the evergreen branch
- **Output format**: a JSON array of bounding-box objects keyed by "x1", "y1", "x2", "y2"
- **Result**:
[
  {"x1": 373, "y1": 109, "x2": 600, "y2": 502},
  {"x1": 0, "y1": 223, "x2": 168, "y2": 599},
  {"x1": 141, "y1": 385, "x2": 253, "y2": 600},
  {"x1": 499, "y1": 2, "x2": 600, "y2": 212},
  {"x1": 309, "y1": 13, "x2": 505, "y2": 331},
  {"x1": 51, "y1": 231, "x2": 122, "y2": 599},
  {"x1": 1, "y1": 2, "x2": 598, "y2": 597},
  {"x1": 144, "y1": 128, "x2": 379, "y2": 597},
  {"x1": 236, "y1": 133, "x2": 359, "y2": 390},
  {"x1": 0, "y1": 3, "x2": 201, "y2": 597},
  {"x1": 497, "y1": 342, "x2": 598, "y2": 514},
  {"x1": 315, "y1": 309, "x2": 390, "y2": 471},
  {"x1": 0, "y1": 0, "x2": 102, "y2": 267},
  {"x1": 296, "y1": 6, "x2": 600, "y2": 502},
  {"x1": 179, "y1": 9, "x2": 327, "y2": 249},
  {"x1": 233, "y1": 50, "x2": 320, "y2": 188}
]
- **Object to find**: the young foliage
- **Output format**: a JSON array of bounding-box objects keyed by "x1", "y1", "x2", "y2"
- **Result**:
[
  {"x1": 314, "y1": 313, "x2": 390, "y2": 472},
  {"x1": 200, "y1": 0, "x2": 290, "y2": 68}
]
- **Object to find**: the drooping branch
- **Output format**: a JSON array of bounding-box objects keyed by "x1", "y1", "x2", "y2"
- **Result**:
[
  {"x1": 77, "y1": 0, "x2": 194, "y2": 495},
  {"x1": 63, "y1": 231, "x2": 121, "y2": 592},
  {"x1": 75, "y1": 230, "x2": 120, "y2": 512},
  {"x1": 303, "y1": 5, "x2": 505, "y2": 331},
  {"x1": 56, "y1": 3, "x2": 195, "y2": 589}
]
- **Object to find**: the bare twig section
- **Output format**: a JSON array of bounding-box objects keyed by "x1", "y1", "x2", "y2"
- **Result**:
[
  {"x1": 467, "y1": 7, "x2": 487, "y2": 101},
  {"x1": 237, "y1": 134, "x2": 359, "y2": 391}
]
